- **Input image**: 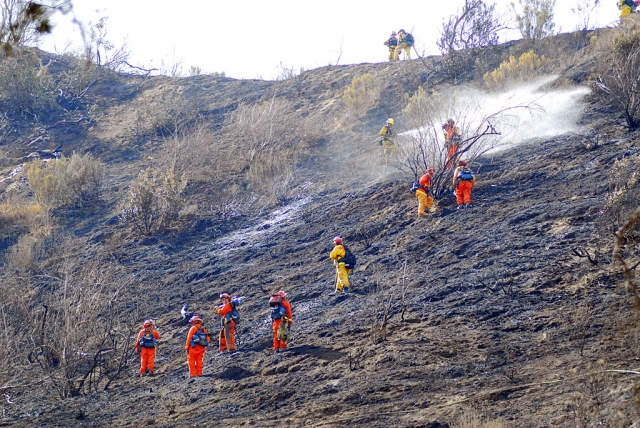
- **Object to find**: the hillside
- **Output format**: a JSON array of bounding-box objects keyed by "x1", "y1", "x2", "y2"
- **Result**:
[{"x1": 0, "y1": 29, "x2": 640, "y2": 427}]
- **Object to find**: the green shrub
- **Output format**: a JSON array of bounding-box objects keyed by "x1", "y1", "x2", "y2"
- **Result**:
[
  {"x1": 26, "y1": 153, "x2": 104, "y2": 208},
  {"x1": 483, "y1": 50, "x2": 546, "y2": 90},
  {"x1": 119, "y1": 167, "x2": 187, "y2": 235},
  {"x1": 343, "y1": 74, "x2": 381, "y2": 116}
]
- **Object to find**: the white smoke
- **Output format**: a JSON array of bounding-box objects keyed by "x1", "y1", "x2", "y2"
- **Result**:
[{"x1": 399, "y1": 75, "x2": 591, "y2": 155}]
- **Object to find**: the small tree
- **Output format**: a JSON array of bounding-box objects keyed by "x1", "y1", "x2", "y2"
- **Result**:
[
  {"x1": 119, "y1": 167, "x2": 187, "y2": 236},
  {"x1": 596, "y1": 30, "x2": 640, "y2": 129},
  {"x1": 0, "y1": 0, "x2": 69, "y2": 55},
  {"x1": 396, "y1": 86, "x2": 536, "y2": 197},
  {"x1": 437, "y1": 0, "x2": 507, "y2": 78},
  {"x1": 571, "y1": 0, "x2": 600, "y2": 31},
  {"x1": 509, "y1": 0, "x2": 556, "y2": 42}
]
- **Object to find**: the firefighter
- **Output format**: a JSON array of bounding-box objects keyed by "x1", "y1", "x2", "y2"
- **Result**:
[
  {"x1": 185, "y1": 315, "x2": 210, "y2": 377},
  {"x1": 270, "y1": 290, "x2": 293, "y2": 351},
  {"x1": 383, "y1": 31, "x2": 398, "y2": 61},
  {"x1": 379, "y1": 118, "x2": 395, "y2": 165},
  {"x1": 135, "y1": 320, "x2": 160, "y2": 377},
  {"x1": 395, "y1": 29, "x2": 414, "y2": 61},
  {"x1": 329, "y1": 236, "x2": 350, "y2": 295},
  {"x1": 443, "y1": 119, "x2": 461, "y2": 169},
  {"x1": 453, "y1": 160, "x2": 475, "y2": 209},
  {"x1": 416, "y1": 167, "x2": 436, "y2": 216},
  {"x1": 215, "y1": 293, "x2": 237, "y2": 353}
]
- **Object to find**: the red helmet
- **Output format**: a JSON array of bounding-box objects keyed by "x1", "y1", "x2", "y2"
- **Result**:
[
  {"x1": 458, "y1": 160, "x2": 467, "y2": 166},
  {"x1": 426, "y1": 166, "x2": 435, "y2": 174},
  {"x1": 333, "y1": 236, "x2": 342, "y2": 244},
  {"x1": 219, "y1": 293, "x2": 230, "y2": 300},
  {"x1": 277, "y1": 290, "x2": 287, "y2": 299},
  {"x1": 189, "y1": 315, "x2": 202, "y2": 324},
  {"x1": 143, "y1": 320, "x2": 153, "y2": 328}
]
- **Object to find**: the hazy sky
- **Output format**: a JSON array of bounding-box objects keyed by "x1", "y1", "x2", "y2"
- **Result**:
[{"x1": 39, "y1": 0, "x2": 620, "y2": 80}]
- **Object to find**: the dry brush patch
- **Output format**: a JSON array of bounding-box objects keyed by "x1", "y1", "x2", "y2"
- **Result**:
[{"x1": 1, "y1": 238, "x2": 140, "y2": 399}]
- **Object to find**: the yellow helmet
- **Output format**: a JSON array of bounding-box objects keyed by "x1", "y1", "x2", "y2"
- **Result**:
[{"x1": 387, "y1": 118, "x2": 394, "y2": 125}]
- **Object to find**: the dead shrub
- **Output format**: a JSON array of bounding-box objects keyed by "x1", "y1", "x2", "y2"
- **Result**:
[
  {"x1": 5, "y1": 234, "x2": 43, "y2": 273},
  {"x1": 26, "y1": 153, "x2": 104, "y2": 209},
  {"x1": 1, "y1": 242, "x2": 140, "y2": 398},
  {"x1": 452, "y1": 410, "x2": 508, "y2": 428},
  {"x1": 0, "y1": 190, "x2": 44, "y2": 239},
  {"x1": 596, "y1": 29, "x2": 640, "y2": 129},
  {"x1": 119, "y1": 167, "x2": 187, "y2": 236},
  {"x1": 0, "y1": 49, "x2": 56, "y2": 118},
  {"x1": 596, "y1": 155, "x2": 640, "y2": 239},
  {"x1": 223, "y1": 97, "x2": 320, "y2": 206}
]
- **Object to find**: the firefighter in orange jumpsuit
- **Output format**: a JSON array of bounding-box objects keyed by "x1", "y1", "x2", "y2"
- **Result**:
[
  {"x1": 443, "y1": 119, "x2": 461, "y2": 169},
  {"x1": 272, "y1": 290, "x2": 293, "y2": 350},
  {"x1": 453, "y1": 160, "x2": 475, "y2": 208},
  {"x1": 416, "y1": 166, "x2": 436, "y2": 216},
  {"x1": 329, "y1": 236, "x2": 350, "y2": 295},
  {"x1": 135, "y1": 320, "x2": 160, "y2": 377},
  {"x1": 215, "y1": 293, "x2": 236, "y2": 353},
  {"x1": 185, "y1": 315, "x2": 209, "y2": 377}
]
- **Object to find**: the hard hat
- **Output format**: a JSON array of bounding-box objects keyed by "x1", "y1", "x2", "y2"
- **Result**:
[
  {"x1": 458, "y1": 160, "x2": 467, "y2": 166},
  {"x1": 447, "y1": 118, "x2": 455, "y2": 126},
  {"x1": 143, "y1": 320, "x2": 153, "y2": 328},
  {"x1": 333, "y1": 236, "x2": 342, "y2": 244},
  {"x1": 189, "y1": 315, "x2": 202, "y2": 324},
  {"x1": 426, "y1": 166, "x2": 435, "y2": 174},
  {"x1": 391, "y1": 31, "x2": 397, "y2": 36},
  {"x1": 399, "y1": 29, "x2": 405, "y2": 33},
  {"x1": 387, "y1": 118, "x2": 394, "y2": 125},
  {"x1": 219, "y1": 293, "x2": 231, "y2": 300},
  {"x1": 277, "y1": 290, "x2": 287, "y2": 299}
]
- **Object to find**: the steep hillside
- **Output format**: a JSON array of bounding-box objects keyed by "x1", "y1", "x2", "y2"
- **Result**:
[{"x1": 1, "y1": 29, "x2": 639, "y2": 427}]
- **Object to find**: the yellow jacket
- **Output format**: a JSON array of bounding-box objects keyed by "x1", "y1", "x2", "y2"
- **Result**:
[
  {"x1": 379, "y1": 125, "x2": 393, "y2": 141},
  {"x1": 330, "y1": 244, "x2": 346, "y2": 264}
]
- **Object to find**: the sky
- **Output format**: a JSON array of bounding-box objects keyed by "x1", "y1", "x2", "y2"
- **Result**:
[{"x1": 38, "y1": 0, "x2": 620, "y2": 80}]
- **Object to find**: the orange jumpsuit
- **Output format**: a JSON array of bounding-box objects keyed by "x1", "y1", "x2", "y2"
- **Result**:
[
  {"x1": 444, "y1": 126, "x2": 458, "y2": 169},
  {"x1": 330, "y1": 244, "x2": 351, "y2": 292},
  {"x1": 216, "y1": 302, "x2": 236, "y2": 352},
  {"x1": 453, "y1": 166, "x2": 476, "y2": 206},
  {"x1": 416, "y1": 173, "x2": 434, "y2": 216},
  {"x1": 185, "y1": 323, "x2": 208, "y2": 377},
  {"x1": 136, "y1": 328, "x2": 160, "y2": 375},
  {"x1": 272, "y1": 300, "x2": 293, "y2": 349}
]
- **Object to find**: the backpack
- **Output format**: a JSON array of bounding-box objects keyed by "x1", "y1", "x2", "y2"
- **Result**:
[
  {"x1": 269, "y1": 295, "x2": 287, "y2": 320},
  {"x1": 339, "y1": 244, "x2": 357, "y2": 269},
  {"x1": 388, "y1": 36, "x2": 398, "y2": 48},
  {"x1": 226, "y1": 296, "x2": 243, "y2": 325},
  {"x1": 410, "y1": 180, "x2": 420, "y2": 193},
  {"x1": 190, "y1": 327, "x2": 210, "y2": 348},
  {"x1": 404, "y1": 33, "x2": 414, "y2": 46},
  {"x1": 457, "y1": 167, "x2": 474, "y2": 181},
  {"x1": 139, "y1": 332, "x2": 157, "y2": 349}
]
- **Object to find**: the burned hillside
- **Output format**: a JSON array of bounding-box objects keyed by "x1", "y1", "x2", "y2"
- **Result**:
[{"x1": 0, "y1": 27, "x2": 639, "y2": 427}]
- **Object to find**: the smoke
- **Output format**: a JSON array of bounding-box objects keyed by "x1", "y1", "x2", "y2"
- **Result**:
[
  {"x1": 399, "y1": 75, "x2": 591, "y2": 155},
  {"x1": 481, "y1": 76, "x2": 591, "y2": 153}
]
